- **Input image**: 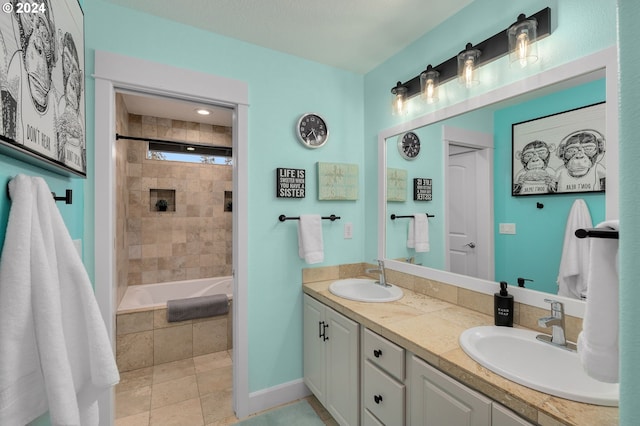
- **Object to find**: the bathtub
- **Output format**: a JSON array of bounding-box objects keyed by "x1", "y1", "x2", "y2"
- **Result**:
[
  {"x1": 117, "y1": 276, "x2": 233, "y2": 312},
  {"x1": 116, "y1": 276, "x2": 234, "y2": 372}
]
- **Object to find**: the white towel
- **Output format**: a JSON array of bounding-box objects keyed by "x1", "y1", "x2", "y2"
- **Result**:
[
  {"x1": 407, "y1": 214, "x2": 430, "y2": 252},
  {"x1": 0, "y1": 175, "x2": 120, "y2": 426},
  {"x1": 577, "y1": 219, "x2": 619, "y2": 383},
  {"x1": 297, "y1": 214, "x2": 324, "y2": 264},
  {"x1": 557, "y1": 199, "x2": 593, "y2": 299}
]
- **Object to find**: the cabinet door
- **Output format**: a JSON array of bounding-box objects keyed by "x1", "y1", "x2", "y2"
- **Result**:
[
  {"x1": 410, "y1": 355, "x2": 491, "y2": 426},
  {"x1": 492, "y1": 404, "x2": 534, "y2": 426},
  {"x1": 325, "y1": 307, "x2": 359, "y2": 426},
  {"x1": 303, "y1": 295, "x2": 326, "y2": 403}
]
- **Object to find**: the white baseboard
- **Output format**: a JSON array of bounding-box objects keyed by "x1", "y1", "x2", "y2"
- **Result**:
[{"x1": 246, "y1": 378, "x2": 311, "y2": 417}]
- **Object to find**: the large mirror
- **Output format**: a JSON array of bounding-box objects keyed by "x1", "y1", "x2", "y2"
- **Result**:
[{"x1": 378, "y1": 47, "x2": 617, "y2": 311}]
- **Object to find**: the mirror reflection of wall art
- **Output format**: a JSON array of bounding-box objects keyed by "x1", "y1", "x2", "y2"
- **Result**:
[
  {"x1": 0, "y1": 0, "x2": 86, "y2": 176},
  {"x1": 317, "y1": 162, "x2": 358, "y2": 200},
  {"x1": 512, "y1": 102, "x2": 605, "y2": 196},
  {"x1": 386, "y1": 168, "x2": 407, "y2": 202}
]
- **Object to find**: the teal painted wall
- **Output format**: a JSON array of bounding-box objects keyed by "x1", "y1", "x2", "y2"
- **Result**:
[
  {"x1": 83, "y1": 0, "x2": 364, "y2": 393},
  {"x1": 493, "y1": 79, "x2": 606, "y2": 293},
  {"x1": 617, "y1": 0, "x2": 640, "y2": 424}
]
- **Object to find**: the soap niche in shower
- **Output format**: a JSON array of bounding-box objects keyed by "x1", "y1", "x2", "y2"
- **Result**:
[
  {"x1": 150, "y1": 188, "x2": 176, "y2": 212},
  {"x1": 224, "y1": 191, "x2": 232, "y2": 212}
]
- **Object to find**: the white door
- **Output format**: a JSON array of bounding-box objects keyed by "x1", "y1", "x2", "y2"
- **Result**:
[
  {"x1": 448, "y1": 148, "x2": 480, "y2": 277},
  {"x1": 444, "y1": 126, "x2": 494, "y2": 281}
]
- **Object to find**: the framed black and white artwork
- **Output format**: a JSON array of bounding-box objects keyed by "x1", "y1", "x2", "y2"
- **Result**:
[
  {"x1": 512, "y1": 102, "x2": 605, "y2": 196},
  {"x1": 0, "y1": 0, "x2": 85, "y2": 176}
]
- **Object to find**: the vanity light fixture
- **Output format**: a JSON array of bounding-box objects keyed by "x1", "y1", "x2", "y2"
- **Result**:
[
  {"x1": 420, "y1": 65, "x2": 440, "y2": 103},
  {"x1": 457, "y1": 43, "x2": 481, "y2": 88},
  {"x1": 391, "y1": 82, "x2": 409, "y2": 115},
  {"x1": 389, "y1": 7, "x2": 551, "y2": 111},
  {"x1": 196, "y1": 108, "x2": 211, "y2": 116},
  {"x1": 508, "y1": 13, "x2": 538, "y2": 67}
]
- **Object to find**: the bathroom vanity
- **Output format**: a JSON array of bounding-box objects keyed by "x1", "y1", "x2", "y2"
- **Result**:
[{"x1": 302, "y1": 272, "x2": 618, "y2": 426}]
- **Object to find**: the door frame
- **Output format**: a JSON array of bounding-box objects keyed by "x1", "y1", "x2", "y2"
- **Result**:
[
  {"x1": 443, "y1": 125, "x2": 494, "y2": 281},
  {"x1": 93, "y1": 51, "x2": 250, "y2": 424}
]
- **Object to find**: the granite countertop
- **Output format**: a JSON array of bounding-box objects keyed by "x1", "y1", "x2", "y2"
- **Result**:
[{"x1": 303, "y1": 279, "x2": 619, "y2": 426}]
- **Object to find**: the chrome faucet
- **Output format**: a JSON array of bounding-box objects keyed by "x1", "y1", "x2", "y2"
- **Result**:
[
  {"x1": 366, "y1": 260, "x2": 389, "y2": 287},
  {"x1": 536, "y1": 299, "x2": 576, "y2": 351}
]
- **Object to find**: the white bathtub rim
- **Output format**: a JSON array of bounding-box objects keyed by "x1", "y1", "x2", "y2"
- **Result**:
[{"x1": 117, "y1": 276, "x2": 233, "y2": 313}]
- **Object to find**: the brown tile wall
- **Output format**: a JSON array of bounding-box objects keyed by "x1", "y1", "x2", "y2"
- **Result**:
[
  {"x1": 122, "y1": 114, "x2": 233, "y2": 286},
  {"x1": 115, "y1": 94, "x2": 130, "y2": 306},
  {"x1": 115, "y1": 303, "x2": 233, "y2": 372}
]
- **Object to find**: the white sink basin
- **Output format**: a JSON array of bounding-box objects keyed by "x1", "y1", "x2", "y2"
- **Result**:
[
  {"x1": 459, "y1": 326, "x2": 618, "y2": 406},
  {"x1": 329, "y1": 278, "x2": 403, "y2": 303}
]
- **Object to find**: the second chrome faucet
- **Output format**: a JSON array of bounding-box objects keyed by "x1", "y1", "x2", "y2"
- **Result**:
[{"x1": 537, "y1": 298, "x2": 577, "y2": 351}]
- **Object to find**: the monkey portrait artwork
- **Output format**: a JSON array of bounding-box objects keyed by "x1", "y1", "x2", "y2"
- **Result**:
[
  {"x1": 512, "y1": 102, "x2": 606, "y2": 196},
  {"x1": 0, "y1": 0, "x2": 85, "y2": 176}
]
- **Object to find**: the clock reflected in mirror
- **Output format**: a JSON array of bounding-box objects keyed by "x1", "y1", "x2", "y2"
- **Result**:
[
  {"x1": 297, "y1": 113, "x2": 329, "y2": 149},
  {"x1": 398, "y1": 131, "x2": 421, "y2": 160}
]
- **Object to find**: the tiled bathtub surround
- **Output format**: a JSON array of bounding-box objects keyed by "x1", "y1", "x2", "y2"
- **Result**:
[
  {"x1": 115, "y1": 95, "x2": 233, "y2": 307},
  {"x1": 116, "y1": 303, "x2": 233, "y2": 373}
]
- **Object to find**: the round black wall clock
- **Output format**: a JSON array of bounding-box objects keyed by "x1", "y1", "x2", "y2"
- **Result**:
[
  {"x1": 398, "y1": 131, "x2": 421, "y2": 160},
  {"x1": 297, "y1": 113, "x2": 329, "y2": 149}
]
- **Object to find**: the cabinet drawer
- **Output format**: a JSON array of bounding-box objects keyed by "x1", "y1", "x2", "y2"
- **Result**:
[
  {"x1": 364, "y1": 328, "x2": 404, "y2": 381},
  {"x1": 364, "y1": 360, "x2": 405, "y2": 426}
]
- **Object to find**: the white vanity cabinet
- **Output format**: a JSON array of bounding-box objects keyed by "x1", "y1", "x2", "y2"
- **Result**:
[
  {"x1": 409, "y1": 354, "x2": 533, "y2": 426},
  {"x1": 303, "y1": 294, "x2": 359, "y2": 426},
  {"x1": 363, "y1": 328, "x2": 406, "y2": 425},
  {"x1": 409, "y1": 354, "x2": 491, "y2": 426},
  {"x1": 492, "y1": 404, "x2": 535, "y2": 426}
]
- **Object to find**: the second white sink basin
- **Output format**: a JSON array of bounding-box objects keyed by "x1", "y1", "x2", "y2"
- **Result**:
[
  {"x1": 459, "y1": 326, "x2": 619, "y2": 406},
  {"x1": 329, "y1": 278, "x2": 403, "y2": 303}
]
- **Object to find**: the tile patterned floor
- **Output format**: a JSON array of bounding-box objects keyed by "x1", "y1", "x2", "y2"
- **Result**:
[{"x1": 115, "y1": 350, "x2": 337, "y2": 425}]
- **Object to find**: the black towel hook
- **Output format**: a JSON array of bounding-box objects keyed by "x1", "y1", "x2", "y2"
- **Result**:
[{"x1": 6, "y1": 181, "x2": 73, "y2": 204}]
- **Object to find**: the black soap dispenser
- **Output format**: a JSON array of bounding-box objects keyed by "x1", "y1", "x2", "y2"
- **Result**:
[{"x1": 494, "y1": 281, "x2": 514, "y2": 327}]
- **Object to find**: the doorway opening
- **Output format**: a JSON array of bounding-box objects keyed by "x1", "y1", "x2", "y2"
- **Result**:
[{"x1": 93, "y1": 50, "x2": 249, "y2": 425}]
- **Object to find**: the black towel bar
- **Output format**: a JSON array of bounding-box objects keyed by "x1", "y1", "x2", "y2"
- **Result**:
[
  {"x1": 575, "y1": 228, "x2": 619, "y2": 239},
  {"x1": 390, "y1": 213, "x2": 435, "y2": 220},
  {"x1": 6, "y1": 181, "x2": 73, "y2": 204},
  {"x1": 279, "y1": 214, "x2": 340, "y2": 222}
]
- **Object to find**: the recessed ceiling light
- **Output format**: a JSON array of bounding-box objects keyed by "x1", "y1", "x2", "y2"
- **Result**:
[
  {"x1": 186, "y1": 146, "x2": 196, "y2": 151},
  {"x1": 196, "y1": 108, "x2": 211, "y2": 116}
]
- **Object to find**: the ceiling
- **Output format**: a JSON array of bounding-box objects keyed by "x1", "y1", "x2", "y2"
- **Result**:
[
  {"x1": 111, "y1": 0, "x2": 474, "y2": 127},
  {"x1": 104, "y1": 0, "x2": 473, "y2": 74}
]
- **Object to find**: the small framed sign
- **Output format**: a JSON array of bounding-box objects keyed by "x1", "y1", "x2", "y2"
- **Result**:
[
  {"x1": 276, "y1": 168, "x2": 306, "y2": 198},
  {"x1": 413, "y1": 178, "x2": 432, "y2": 201}
]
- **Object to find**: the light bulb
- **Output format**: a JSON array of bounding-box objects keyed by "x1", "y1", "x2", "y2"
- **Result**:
[
  {"x1": 517, "y1": 31, "x2": 530, "y2": 66},
  {"x1": 425, "y1": 80, "x2": 435, "y2": 102},
  {"x1": 464, "y1": 58, "x2": 475, "y2": 88}
]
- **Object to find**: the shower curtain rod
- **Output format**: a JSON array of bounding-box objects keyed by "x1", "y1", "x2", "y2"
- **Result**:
[{"x1": 115, "y1": 133, "x2": 232, "y2": 155}]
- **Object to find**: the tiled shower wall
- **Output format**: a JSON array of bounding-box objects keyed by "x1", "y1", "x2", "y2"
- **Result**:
[
  {"x1": 116, "y1": 108, "x2": 233, "y2": 290},
  {"x1": 115, "y1": 94, "x2": 130, "y2": 304}
]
